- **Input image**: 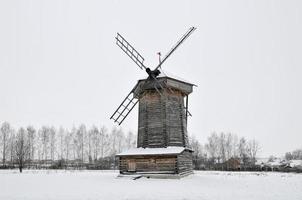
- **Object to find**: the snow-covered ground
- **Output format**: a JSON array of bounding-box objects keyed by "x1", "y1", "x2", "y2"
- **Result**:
[{"x1": 1, "y1": 170, "x2": 302, "y2": 200}]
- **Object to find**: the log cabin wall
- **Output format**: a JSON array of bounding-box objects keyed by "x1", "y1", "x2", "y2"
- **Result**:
[
  {"x1": 177, "y1": 150, "x2": 193, "y2": 175},
  {"x1": 119, "y1": 155, "x2": 177, "y2": 174}
]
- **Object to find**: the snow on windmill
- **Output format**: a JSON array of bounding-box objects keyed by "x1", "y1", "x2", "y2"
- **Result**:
[{"x1": 110, "y1": 27, "x2": 196, "y2": 178}]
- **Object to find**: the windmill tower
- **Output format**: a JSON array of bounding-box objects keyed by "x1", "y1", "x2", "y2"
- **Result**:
[{"x1": 111, "y1": 27, "x2": 196, "y2": 178}]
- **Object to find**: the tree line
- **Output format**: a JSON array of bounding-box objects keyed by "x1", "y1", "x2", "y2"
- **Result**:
[
  {"x1": 1, "y1": 121, "x2": 262, "y2": 172},
  {"x1": 285, "y1": 149, "x2": 302, "y2": 160},
  {"x1": 190, "y1": 132, "x2": 260, "y2": 170},
  {"x1": 0, "y1": 122, "x2": 136, "y2": 172}
]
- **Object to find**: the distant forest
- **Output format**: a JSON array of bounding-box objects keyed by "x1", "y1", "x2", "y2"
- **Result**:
[{"x1": 0, "y1": 121, "x2": 300, "y2": 172}]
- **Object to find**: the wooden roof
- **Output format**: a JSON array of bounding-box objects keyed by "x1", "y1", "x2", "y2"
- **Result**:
[
  {"x1": 116, "y1": 146, "x2": 193, "y2": 157},
  {"x1": 132, "y1": 71, "x2": 195, "y2": 97}
]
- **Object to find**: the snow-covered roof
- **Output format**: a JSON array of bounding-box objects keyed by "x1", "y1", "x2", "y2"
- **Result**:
[
  {"x1": 289, "y1": 160, "x2": 302, "y2": 168},
  {"x1": 268, "y1": 160, "x2": 282, "y2": 167},
  {"x1": 116, "y1": 146, "x2": 186, "y2": 156},
  {"x1": 255, "y1": 158, "x2": 269, "y2": 165},
  {"x1": 157, "y1": 69, "x2": 196, "y2": 86},
  {"x1": 136, "y1": 69, "x2": 195, "y2": 86}
]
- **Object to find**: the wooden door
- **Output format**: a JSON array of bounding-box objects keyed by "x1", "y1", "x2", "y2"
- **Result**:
[{"x1": 128, "y1": 160, "x2": 136, "y2": 172}]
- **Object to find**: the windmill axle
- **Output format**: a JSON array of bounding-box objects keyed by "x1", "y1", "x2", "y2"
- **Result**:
[{"x1": 146, "y1": 68, "x2": 161, "y2": 78}]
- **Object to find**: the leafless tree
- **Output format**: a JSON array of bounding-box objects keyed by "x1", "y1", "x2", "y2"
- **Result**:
[
  {"x1": 90, "y1": 126, "x2": 99, "y2": 162},
  {"x1": 64, "y1": 129, "x2": 73, "y2": 161},
  {"x1": 292, "y1": 149, "x2": 302, "y2": 159},
  {"x1": 218, "y1": 132, "x2": 226, "y2": 163},
  {"x1": 118, "y1": 130, "x2": 125, "y2": 153},
  {"x1": 247, "y1": 139, "x2": 260, "y2": 165},
  {"x1": 99, "y1": 126, "x2": 109, "y2": 158},
  {"x1": 238, "y1": 137, "x2": 248, "y2": 166},
  {"x1": 58, "y1": 127, "x2": 65, "y2": 160},
  {"x1": 1, "y1": 122, "x2": 11, "y2": 166},
  {"x1": 49, "y1": 127, "x2": 56, "y2": 162},
  {"x1": 26, "y1": 126, "x2": 36, "y2": 162},
  {"x1": 8, "y1": 129, "x2": 16, "y2": 163},
  {"x1": 189, "y1": 135, "x2": 205, "y2": 169},
  {"x1": 39, "y1": 126, "x2": 50, "y2": 161},
  {"x1": 15, "y1": 128, "x2": 30, "y2": 173},
  {"x1": 125, "y1": 131, "x2": 136, "y2": 149},
  {"x1": 225, "y1": 133, "x2": 233, "y2": 160},
  {"x1": 76, "y1": 124, "x2": 86, "y2": 162},
  {"x1": 88, "y1": 126, "x2": 98, "y2": 163},
  {"x1": 205, "y1": 132, "x2": 219, "y2": 164}
]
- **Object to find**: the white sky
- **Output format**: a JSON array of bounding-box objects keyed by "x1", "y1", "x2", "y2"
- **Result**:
[{"x1": 1, "y1": 0, "x2": 302, "y2": 157}]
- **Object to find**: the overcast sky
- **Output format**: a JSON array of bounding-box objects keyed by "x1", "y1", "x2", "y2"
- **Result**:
[{"x1": 1, "y1": 0, "x2": 302, "y2": 157}]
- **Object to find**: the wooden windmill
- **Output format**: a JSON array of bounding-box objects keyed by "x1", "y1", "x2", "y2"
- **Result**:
[{"x1": 111, "y1": 27, "x2": 196, "y2": 178}]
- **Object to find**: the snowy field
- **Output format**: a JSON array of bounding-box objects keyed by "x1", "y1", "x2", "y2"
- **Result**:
[{"x1": 1, "y1": 170, "x2": 302, "y2": 200}]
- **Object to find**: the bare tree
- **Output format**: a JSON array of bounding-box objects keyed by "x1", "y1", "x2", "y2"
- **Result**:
[
  {"x1": 218, "y1": 132, "x2": 226, "y2": 163},
  {"x1": 26, "y1": 126, "x2": 36, "y2": 162},
  {"x1": 231, "y1": 134, "x2": 239, "y2": 158},
  {"x1": 8, "y1": 129, "x2": 16, "y2": 164},
  {"x1": 70, "y1": 127, "x2": 77, "y2": 160},
  {"x1": 292, "y1": 149, "x2": 302, "y2": 159},
  {"x1": 109, "y1": 127, "x2": 118, "y2": 156},
  {"x1": 247, "y1": 139, "x2": 260, "y2": 165},
  {"x1": 98, "y1": 126, "x2": 108, "y2": 158},
  {"x1": 189, "y1": 135, "x2": 205, "y2": 169},
  {"x1": 15, "y1": 128, "x2": 30, "y2": 173},
  {"x1": 58, "y1": 127, "x2": 65, "y2": 160},
  {"x1": 76, "y1": 124, "x2": 86, "y2": 163},
  {"x1": 49, "y1": 127, "x2": 56, "y2": 162},
  {"x1": 238, "y1": 137, "x2": 248, "y2": 167},
  {"x1": 101, "y1": 129, "x2": 107, "y2": 159},
  {"x1": 205, "y1": 132, "x2": 219, "y2": 164},
  {"x1": 64, "y1": 129, "x2": 73, "y2": 161},
  {"x1": 125, "y1": 131, "x2": 136, "y2": 149},
  {"x1": 1, "y1": 122, "x2": 11, "y2": 166},
  {"x1": 90, "y1": 126, "x2": 99, "y2": 162},
  {"x1": 39, "y1": 126, "x2": 50, "y2": 161},
  {"x1": 112, "y1": 128, "x2": 125, "y2": 154},
  {"x1": 285, "y1": 152, "x2": 293, "y2": 161},
  {"x1": 87, "y1": 126, "x2": 98, "y2": 163},
  {"x1": 225, "y1": 133, "x2": 233, "y2": 161}
]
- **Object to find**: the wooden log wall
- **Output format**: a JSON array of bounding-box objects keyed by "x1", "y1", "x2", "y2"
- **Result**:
[
  {"x1": 177, "y1": 150, "x2": 193, "y2": 175},
  {"x1": 137, "y1": 89, "x2": 189, "y2": 148},
  {"x1": 119, "y1": 155, "x2": 177, "y2": 174}
]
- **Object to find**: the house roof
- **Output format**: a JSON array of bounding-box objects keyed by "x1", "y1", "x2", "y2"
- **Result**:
[{"x1": 116, "y1": 146, "x2": 190, "y2": 156}]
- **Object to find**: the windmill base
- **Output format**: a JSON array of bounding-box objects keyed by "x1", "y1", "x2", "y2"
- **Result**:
[{"x1": 116, "y1": 147, "x2": 193, "y2": 179}]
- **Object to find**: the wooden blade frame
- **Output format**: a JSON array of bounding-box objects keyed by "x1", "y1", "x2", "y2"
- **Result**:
[
  {"x1": 110, "y1": 90, "x2": 139, "y2": 125},
  {"x1": 155, "y1": 27, "x2": 196, "y2": 70},
  {"x1": 116, "y1": 33, "x2": 147, "y2": 70},
  {"x1": 110, "y1": 76, "x2": 165, "y2": 125}
]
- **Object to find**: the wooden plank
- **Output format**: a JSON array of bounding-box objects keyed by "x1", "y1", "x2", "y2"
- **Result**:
[{"x1": 137, "y1": 90, "x2": 189, "y2": 148}]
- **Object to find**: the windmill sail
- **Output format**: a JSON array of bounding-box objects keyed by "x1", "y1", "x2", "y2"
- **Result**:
[
  {"x1": 110, "y1": 90, "x2": 139, "y2": 125},
  {"x1": 155, "y1": 27, "x2": 196, "y2": 70},
  {"x1": 116, "y1": 33, "x2": 146, "y2": 70}
]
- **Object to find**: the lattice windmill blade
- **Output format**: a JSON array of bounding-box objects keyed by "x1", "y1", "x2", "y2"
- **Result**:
[
  {"x1": 110, "y1": 88, "x2": 139, "y2": 125},
  {"x1": 110, "y1": 75, "x2": 166, "y2": 126},
  {"x1": 155, "y1": 27, "x2": 196, "y2": 70},
  {"x1": 116, "y1": 33, "x2": 147, "y2": 70}
]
